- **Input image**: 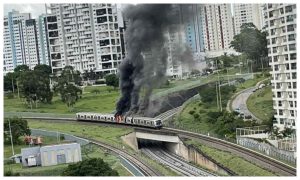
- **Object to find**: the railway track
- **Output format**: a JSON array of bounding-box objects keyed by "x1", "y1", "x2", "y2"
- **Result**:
[
  {"x1": 142, "y1": 147, "x2": 215, "y2": 176},
  {"x1": 155, "y1": 106, "x2": 182, "y2": 121},
  {"x1": 87, "y1": 139, "x2": 161, "y2": 176},
  {"x1": 21, "y1": 116, "x2": 296, "y2": 176},
  {"x1": 162, "y1": 127, "x2": 297, "y2": 176}
]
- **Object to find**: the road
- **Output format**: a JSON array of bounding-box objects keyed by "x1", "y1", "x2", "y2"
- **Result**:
[{"x1": 231, "y1": 87, "x2": 261, "y2": 122}]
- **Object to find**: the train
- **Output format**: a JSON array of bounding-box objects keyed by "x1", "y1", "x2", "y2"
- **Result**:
[{"x1": 76, "y1": 112, "x2": 163, "y2": 129}]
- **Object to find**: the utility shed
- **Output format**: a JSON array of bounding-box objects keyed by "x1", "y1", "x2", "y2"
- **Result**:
[
  {"x1": 21, "y1": 147, "x2": 41, "y2": 167},
  {"x1": 40, "y1": 143, "x2": 82, "y2": 167},
  {"x1": 21, "y1": 143, "x2": 81, "y2": 167}
]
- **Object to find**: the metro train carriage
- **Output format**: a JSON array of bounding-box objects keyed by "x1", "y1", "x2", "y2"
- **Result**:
[{"x1": 76, "y1": 112, "x2": 162, "y2": 129}]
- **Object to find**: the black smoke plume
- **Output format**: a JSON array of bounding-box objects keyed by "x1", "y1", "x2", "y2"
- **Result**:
[{"x1": 116, "y1": 4, "x2": 186, "y2": 116}]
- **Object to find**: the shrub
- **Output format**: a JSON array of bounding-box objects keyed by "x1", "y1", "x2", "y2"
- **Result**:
[
  {"x1": 4, "y1": 170, "x2": 20, "y2": 176},
  {"x1": 62, "y1": 158, "x2": 118, "y2": 176},
  {"x1": 199, "y1": 109, "x2": 206, "y2": 114},
  {"x1": 207, "y1": 111, "x2": 222, "y2": 119},
  {"x1": 189, "y1": 110, "x2": 195, "y2": 115},
  {"x1": 193, "y1": 113, "x2": 199, "y2": 119},
  {"x1": 6, "y1": 92, "x2": 14, "y2": 99}
]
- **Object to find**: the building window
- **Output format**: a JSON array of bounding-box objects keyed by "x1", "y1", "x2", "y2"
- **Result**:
[
  {"x1": 285, "y1": 5, "x2": 293, "y2": 13},
  {"x1": 290, "y1": 53, "x2": 296, "y2": 60},
  {"x1": 285, "y1": 54, "x2": 289, "y2": 60},
  {"x1": 291, "y1": 72, "x2": 296, "y2": 79},
  {"x1": 289, "y1": 44, "x2": 296, "y2": 51},
  {"x1": 270, "y1": 20, "x2": 274, "y2": 26},
  {"x1": 279, "y1": 109, "x2": 283, "y2": 115},
  {"x1": 280, "y1": 8, "x2": 284, "y2": 14},
  {"x1": 292, "y1": 82, "x2": 296, "y2": 89},
  {"x1": 287, "y1": 25, "x2": 295, "y2": 32},
  {"x1": 291, "y1": 63, "x2": 296, "y2": 70},
  {"x1": 289, "y1": 101, "x2": 294, "y2": 107},
  {"x1": 290, "y1": 110, "x2": 294, "y2": 117},
  {"x1": 270, "y1": 28, "x2": 276, "y2": 35},
  {"x1": 278, "y1": 100, "x2": 282, "y2": 106},
  {"x1": 286, "y1": 15, "x2": 295, "y2": 22},
  {"x1": 277, "y1": 92, "x2": 282, "y2": 98}
]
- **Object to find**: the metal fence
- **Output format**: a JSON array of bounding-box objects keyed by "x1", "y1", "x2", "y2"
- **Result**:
[
  {"x1": 30, "y1": 129, "x2": 89, "y2": 146},
  {"x1": 237, "y1": 137, "x2": 296, "y2": 164}
]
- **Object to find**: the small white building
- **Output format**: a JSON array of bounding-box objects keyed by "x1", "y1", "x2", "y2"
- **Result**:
[{"x1": 21, "y1": 143, "x2": 82, "y2": 167}]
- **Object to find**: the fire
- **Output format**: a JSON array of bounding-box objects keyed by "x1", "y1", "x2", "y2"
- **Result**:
[{"x1": 115, "y1": 114, "x2": 123, "y2": 123}]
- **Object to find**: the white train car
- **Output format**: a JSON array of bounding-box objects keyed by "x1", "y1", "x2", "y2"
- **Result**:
[{"x1": 76, "y1": 112, "x2": 162, "y2": 129}]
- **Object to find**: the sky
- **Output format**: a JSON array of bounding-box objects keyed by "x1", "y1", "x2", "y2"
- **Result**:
[
  {"x1": 4, "y1": 3, "x2": 235, "y2": 19},
  {"x1": 4, "y1": 4, "x2": 47, "y2": 18}
]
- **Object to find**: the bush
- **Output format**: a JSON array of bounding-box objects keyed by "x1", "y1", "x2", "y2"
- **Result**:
[
  {"x1": 6, "y1": 92, "x2": 14, "y2": 99},
  {"x1": 4, "y1": 169, "x2": 20, "y2": 176},
  {"x1": 62, "y1": 158, "x2": 118, "y2": 176},
  {"x1": 193, "y1": 113, "x2": 199, "y2": 119},
  {"x1": 199, "y1": 109, "x2": 206, "y2": 114},
  {"x1": 207, "y1": 111, "x2": 222, "y2": 119},
  {"x1": 189, "y1": 110, "x2": 195, "y2": 115},
  {"x1": 4, "y1": 159, "x2": 15, "y2": 165},
  {"x1": 198, "y1": 102, "x2": 202, "y2": 106}
]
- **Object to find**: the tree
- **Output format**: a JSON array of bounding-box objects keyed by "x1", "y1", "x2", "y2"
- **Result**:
[
  {"x1": 105, "y1": 74, "x2": 119, "y2": 89},
  {"x1": 230, "y1": 23, "x2": 268, "y2": 71},
  {"x1": 34, "y1": 64, "x2": 52, "y2": 76},
  {"x1": 62, "y1": 158, "x2": 119, "y2": 176},
  {"x1": 4, "y1": 117, "x2": 31, "y2": 144},
  {"x1": 4, "y1": 72, "x2": 17, "y2": 92},
  {"x1": 54, "y1": 66, "x2": 82, "y2": 111},
  {"x1": 60, "y1": 66, "x2": 82, "y2": 85},
  {"x1": 18, "y1": 70, "x2": 53, "y2": 107},
  {"x1": 14, "y1": 65, "x2": 30, "y2": 74}
]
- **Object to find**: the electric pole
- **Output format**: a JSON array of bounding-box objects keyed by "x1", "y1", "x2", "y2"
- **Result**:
[{"x1": 8, "y1": 119, "x2": 15, "y2": 156}]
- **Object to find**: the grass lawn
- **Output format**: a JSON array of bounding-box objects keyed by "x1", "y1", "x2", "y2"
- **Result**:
[
  {"x1": 236, "y1": 76, "x2": 267, "y2": 92},
  {"x1": 27, "y1": 120, "x2": 133, "y2": 147},
  {"x1": 4, "y1": 87, "x2": 120, "y2": 114},
  {"x1": 4, "y1": 163, "x2": 68, "y2": 176},
  {"x1": 247, "y1": 86, "x2": 273, "y2": 123},
  {"x1": 185, "y1": 140, "x2": 277, "y2": 176},
  {"x1": 81, "y1": 144, "x2": 132, "y2": 176},
  {"x1": 169, "y1": 99, "x2": 218, "y2": 135}
]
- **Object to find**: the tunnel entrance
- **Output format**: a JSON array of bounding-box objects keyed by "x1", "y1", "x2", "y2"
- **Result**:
[{"x1": 137, "y1": 138, "x2": 179, "y2": 154}]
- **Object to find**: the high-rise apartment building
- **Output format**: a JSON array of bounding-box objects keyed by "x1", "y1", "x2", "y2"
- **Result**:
[
  {"x1": 264, "y1": 4, "x2": 296, "y2": 131},
  {"x1": 36, "y1": 14, "x2": 51, "y2": 65},
  {"x1": 3, "y1": 10, "x2": 50, "y2": 73},
  {"x1": 4, "y1": 10, "x2": 31, "y2": 73},
  {"x1": 200, "y1": 4, "x2": 234, "y2": 52},
  {"x1": 47, "y1": 3, "x2": 124, "y2": 74},
  {"x1": 233, "y1": 4, "x2": 263, "y2": 35}
]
